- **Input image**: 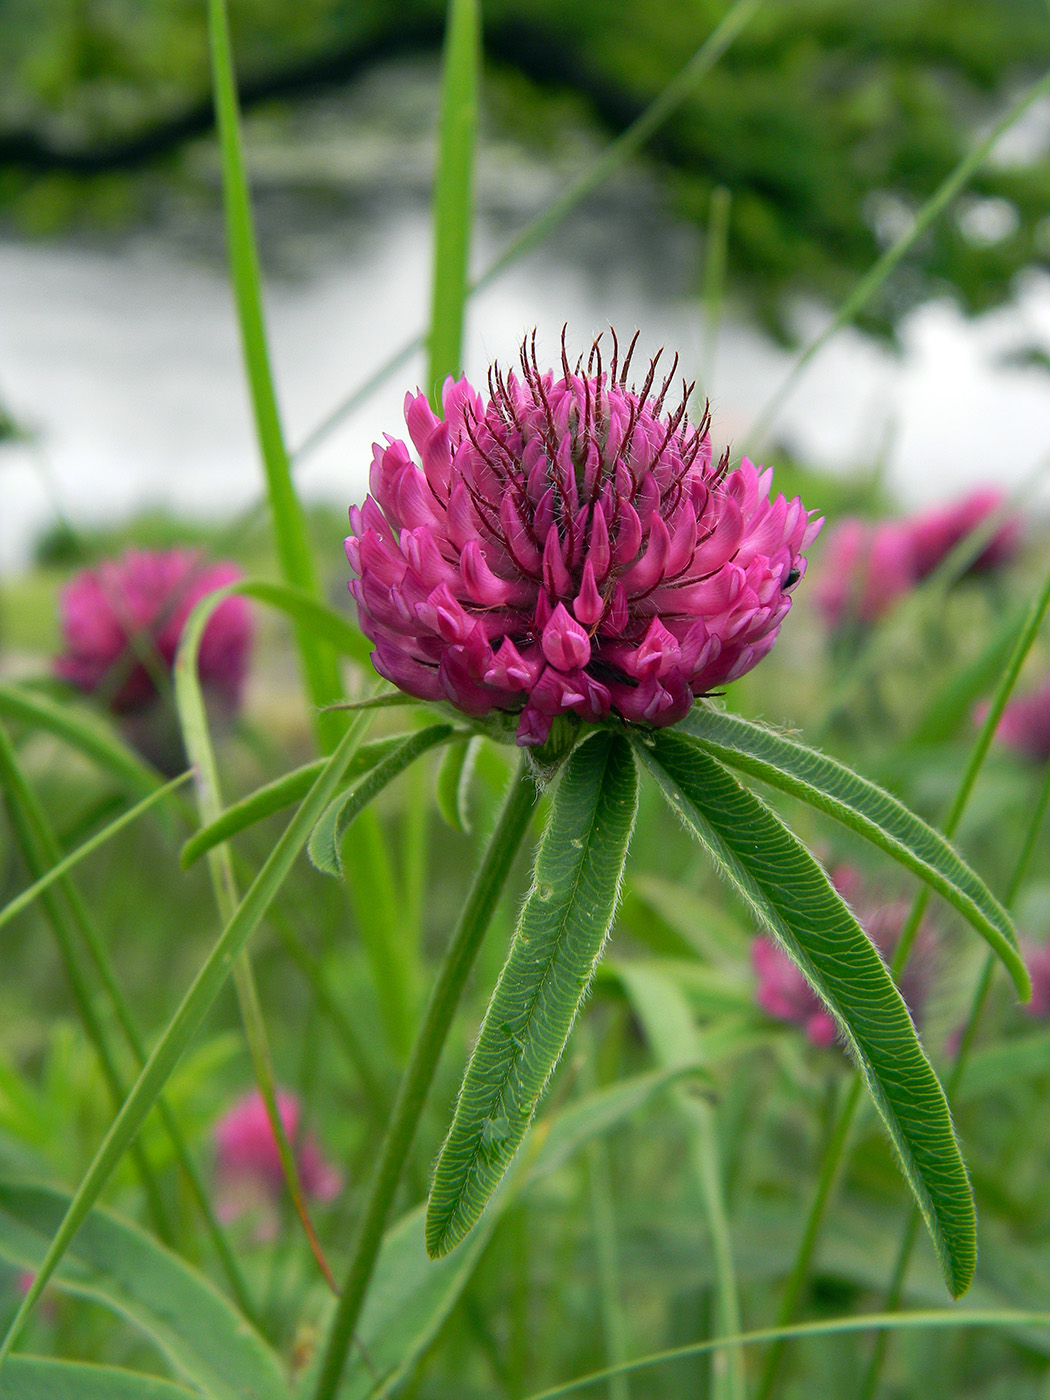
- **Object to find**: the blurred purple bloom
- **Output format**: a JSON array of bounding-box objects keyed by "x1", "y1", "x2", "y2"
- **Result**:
[
  {"x1": 977, "y1": 677, "x2": 1050, "y2": 765},
  {"x1": 56, "y1": 549, "x2": 253, "y2": 714},
  {"x1": 752, "y1": 865, "x2": 932, "y2": 1046},
  {"x1": 814, "y1": 518, "x2": 916, "y2": 628},
  {"x1": 907, "y1": 487, "x2": 1019, "y2": 580},
  {"x1": 213, "y1": 1089, "x2": 341, "y2": 1228},
  {"x1": 346, "y1": 333, "x2": 821, "y2": 746},
  {"x1": 1021, "y1": 940, "x2": 1050, "y2": 1019},
  {"x1": 752, "y1": 936, "x2": 838, "y2": 1047}
]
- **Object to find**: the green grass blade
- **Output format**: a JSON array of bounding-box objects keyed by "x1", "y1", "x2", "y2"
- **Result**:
[
  {"x1": 524, "y1": 1309, "x2": 1050, "y2": 1400},
  {"x1": 311, "y1": 1067, "x2": 687, "y2": 1400},
  {"x1": 435, "y1": 735, "x2": 481, "y2": 833},
  {"x1": 0, "y1": 684, "x2": 161, "y2": 797},
  {"x1": 291, "y1": 0, "x2": 762, "y2": 464},
  {"x1": 0, "y1": 1359, "x2": 199, "y2": 1400},
  {"x1": 235, "y1": 580, "x2": 371, "y2": 666},
  {"x1": 699, "y1": 184, "x2": 732, "y2": 393},
  {"x1": 425, "y1": 733, "x2": 638, "y2": 1258},
  {"x1": 613, "y1": 963, "x2": 745, "y2": 1400},
  {"x1": 677, "y1": 704, "x2": 1027, "y2": 998},
  {"x1": 309, "y1": 723, "x2": 454, "y2": 876},
  {"x1": 0, "y1": 726, "x2": 175, "y2": 1246},
  {"x1": 0, "y1": 713, "x2": 371, "y2": 1366},
  {"x1": 0, "y1": 1182, "x2": 286, "y2": 1400},
  {"x1": 180, "y1": 735, "x2": 405, "y2": 868},
  {"x1": 311, "y1": 757, "x2": 537, "y2": 1400},
  {"x1": 427, "y1": 0, "x2": 480, "y2": 399},
  {"x1": 0, "y1": 729, "x2": 257, "y2": 1319},
  {"x1": 634, "y1": 732, "x2": 975, "y2": 1298},
  {"x1": 205, "y1": 0, "x2": 343, "y2": 750},
  {"x1": 906, "y1": 598, "x2": 1029, "y2": 748},
  {"x1": 0, "y1": 774, "x2": 190, "y2": 931}
]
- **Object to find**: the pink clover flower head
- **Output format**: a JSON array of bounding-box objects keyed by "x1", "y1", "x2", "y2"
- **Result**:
[
  {"x1": 1021, "y1": 940, "x2": 1050, "y2": 1019},
  {"x1": 906, "y1": 487, "x2": 1020, "y2": 581},
  {"x1": 346, "y1": 332, "x2": 822, "y2": 746},
  {"x1": 751, "y1": 936, "x2": 837, "y2": 1047},
  {"x1": 977, "y1": 676, "x2": 1050, "y2": 765},
  {"x1": 814, "y1": 517, "x2": 916, "y2": 629},
  {"x1": 56, "y1": 548, "x2": 253, "y2": 714},
  {"x1": 212, "y1": 1088, "x2": 341, "y2": 1223}
]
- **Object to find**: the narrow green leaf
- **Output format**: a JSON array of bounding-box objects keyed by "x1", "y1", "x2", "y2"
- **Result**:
[
  {"x1": 313, "y1": 1068, "x2": 687, "y2": 1400},
  {"x1": 0, "y1": 1183, "x2": 286, "y2": 1400},
  {"x1": 206, "y1": 0, "x2": 343, "y2": 749},
  {"x1": 0, "y1": 1358, "x2": 198, "y2": 1400},
  {"x1": 0, "y1": 774, "x2": 190, "y2": 931},
  {"x1": 309, "y1": 723, "x2": 454, "y2": 876},
  {"x1": 427, "y1": 0, "x2": 480, "y2": 399},
  {"x1": 634, "y1": 732, "x2": 976, "y2": 1298},
  {"x1": 0, "y1": 715, "x2": 371, "y2": 1365},
  {"x1": 525, "y1": 1310, "x2": 1050, "y2": 1400},
  {"x1": 434, "y1": 735, "x2": 481, "y2": 832},
  {"x1": 677, "y1": 704, "x2": 1028, "y2": 1000},
  {"x1": 291, "y1": 0, "x2": 762, "y2": 465},
  {"x1": 232, "y1": 580, "x2": 372, "y2": 667},
  {"x1": 907, "y1": 599, "x2": 1029, "y2": 748},
  {"x1": 0, "y1": 684, "x2": 160, "y2": 798},
  {"x1": 425, "y1": 732, "x2": 638, "y2": 1257},
  {"x1": 612, "y1": 962, "x2": 745, "y2": 1400},
  {"x1": 180, "y1": 735, "x2": 405, "y2": 868}
]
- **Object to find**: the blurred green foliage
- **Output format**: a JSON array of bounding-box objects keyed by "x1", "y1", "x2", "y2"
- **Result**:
[{"x1": 3, "y1": 1, "x2": 1050, "y2": 340}]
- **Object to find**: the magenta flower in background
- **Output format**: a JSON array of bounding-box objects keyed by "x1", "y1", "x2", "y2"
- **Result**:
[
  {"x1": 906, "y1": 487, "x2": 1020, "y2": 581},
  {"x1": 752, "y1": 865, "x2": 932, "y2": 1046},
  {"x1": 813, "y1": 517, "x2": 916, "y2": 629},
  {"x1": 213, "y1": 1089, "x2": 341, "y2": 1231},
  {"x1": 752, "y1": 936, "x2": 838, "y2": 1047},
  {"x1": 346, "y1": 333, "x2": 821, "y2": 747},
  {"x1": 1020, "y1": 940, "x2": 1050, "y2": 1019},
  {"x1": 56, "y1": 549, "x2": 253, "y2": 714},
  {"x1": 977, "y1": 677, "x2": 1050, "y2": 765}
]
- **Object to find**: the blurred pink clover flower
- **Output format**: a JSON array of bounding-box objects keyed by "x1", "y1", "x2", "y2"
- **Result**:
[{"x1": 56, "y1": 548, "x2": 253, "y2": 714}]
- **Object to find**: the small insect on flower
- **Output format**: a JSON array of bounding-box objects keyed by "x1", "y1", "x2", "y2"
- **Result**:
[{"x1": 346, "y1": 330, "x2": 822, "y2": 746}]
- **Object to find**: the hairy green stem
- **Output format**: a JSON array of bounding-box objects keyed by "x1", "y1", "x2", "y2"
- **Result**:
[
  {"x1": 757, "y1": 556, "x2": 1050, "y2": 1400},
  {"x1": 311, "y1": 756, "x2": 537, "y2": 1400}
]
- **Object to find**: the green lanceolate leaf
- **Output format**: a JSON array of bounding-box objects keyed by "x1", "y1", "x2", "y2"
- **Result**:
[
  {"x1": 308, "y1": 723, "x2": 454, "y2": 876},
  {"x1": 425, "y1": 732, "x2": 638, "y2": 1258},
  {"x1": 0, "y1": 1358, "x2": 199, "y2": 1400},
  {"x1": 180, "y1": 735, "x2": 406, "y2": 867},
  {"x1": 677, "y1": 704, "x2": 1028, "y2": 1000},
  {"x1": 0, "y1": 1183, "x2": 286, "y2": 1400},
  {"x1": 634, "y1": 731, "x2": 976, "y2": 1298},
  {"x1": 316, "y1": 1066, "x2": 689, "y2": 1400}
]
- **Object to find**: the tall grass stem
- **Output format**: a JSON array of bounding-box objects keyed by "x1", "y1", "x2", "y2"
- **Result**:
[{"x1": 311, "y1": 756, "x2": 536, "y2": 1400}]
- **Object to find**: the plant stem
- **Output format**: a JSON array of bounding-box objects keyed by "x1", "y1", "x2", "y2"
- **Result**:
[
  {"x1": 311, "y1": 755, "x2": 536, "y2": 1400},
  {"x1": 757, "y1": 555, "x2": 1050, "y2": 1400},
  {"x1": 206, "y1": 0, "x2": 343, "y2": 752}
]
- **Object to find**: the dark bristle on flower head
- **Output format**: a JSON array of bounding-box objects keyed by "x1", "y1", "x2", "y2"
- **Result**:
[{"x1": 346, "y1": 331, "x2": 823, "y2": 747}]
